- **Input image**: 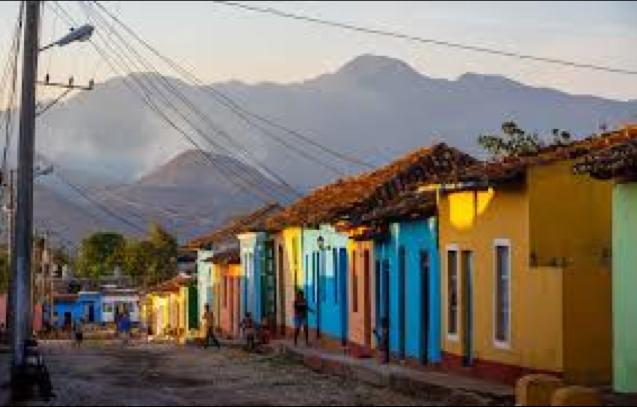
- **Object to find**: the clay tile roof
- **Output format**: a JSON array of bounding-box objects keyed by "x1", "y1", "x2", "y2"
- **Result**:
[
  {"x1": 447, "y1": 124, "x2": 637, "y2": 185},
  {"x1": 145, "y1": 273, "x2": 192, "y2": 294},
  {"x1": 53, "y1": 293, "x2": 79, "y2": 302},
  {"x1": 574, "y1": 125, "x2": 637, "y2": 180},
  {"x1": 188, "y1": 203, "x2": 282, "y2": 248},
  {"x1": 360, "y1": 190, "x2": 436, "y2": 224},
  {"x1": 265, "y1": 143, "x2": 477, "y2": 229},
  {"x1": 209, "y1": 248, "x2": 240, "y2": 265}
]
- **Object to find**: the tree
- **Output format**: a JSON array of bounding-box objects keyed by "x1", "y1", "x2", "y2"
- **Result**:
[
  {"x1": 122, "y1": 239, "x2": 156, "y2": 287},
  {"x1": 119, "y1": 222, "x2": 178, "y2": 287},
  {"x1": 478, "y1": 121, "x2": 544, "y2": 158},
  {"x1": 75, "y1": 232, "x2": 125, "y2": 280},
  {"x1": 147, "y1": 222, "x2": 178, "y2": 282}
]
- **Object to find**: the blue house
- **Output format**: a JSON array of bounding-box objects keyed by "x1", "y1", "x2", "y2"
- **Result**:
[
  {"x1": 302, "y1": 225, "x2": 349, "y2": 345},
  {"x1": 78, "y1": 291, "x2": 102, "y2": 324},
  {"x1": 374, "y1": 216, "x2": 441, "y2": 363},
  {"x1": 48, "y1": 291, "x2": 103, "y2": 329}
]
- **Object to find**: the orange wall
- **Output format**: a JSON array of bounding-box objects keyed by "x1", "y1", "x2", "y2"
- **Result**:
[{"x1": 347, "y1": 239, "x2": 376, "y2": 349}]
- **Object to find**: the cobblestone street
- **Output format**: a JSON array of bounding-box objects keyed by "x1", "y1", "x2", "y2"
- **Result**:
[{"x1": 3, "y1": 341, "x2": 452, "y2": 406}]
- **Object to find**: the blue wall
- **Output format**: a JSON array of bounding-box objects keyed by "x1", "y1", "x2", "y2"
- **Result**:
[
  {"x1": 78, "y1": 292, "x2": 103, "y2": 324},
  {"x1": 374, "y1": 217, "x2": 441, "y2": 363},
  {"x1": 50, "y1": 293, "x2": 103, "y2": 328},
  {"x1": 240, "y1": 233, "x2": 264, "y2": 324},
  {"x1": 302, "y1": 225, "x2": 348, "y2": 343}
]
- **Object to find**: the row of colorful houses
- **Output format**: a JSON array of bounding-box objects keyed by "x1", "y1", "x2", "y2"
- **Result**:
[{"x1": 185, "y1": 125, "x2": 636, "y2": 393}]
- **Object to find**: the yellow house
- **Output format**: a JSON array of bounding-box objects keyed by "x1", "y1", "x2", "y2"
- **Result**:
[
  {"x1": 429, "y1": 133, "x2": 629, "y2": 385},
  {"x1": 141, "y1": 274, "x2": 193, "y2": 343}
]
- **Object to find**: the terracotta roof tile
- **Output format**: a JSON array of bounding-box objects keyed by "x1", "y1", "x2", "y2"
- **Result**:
[
  {"x1": 265, "y1": 143, "x2": 476, "y2": 229},
  {"x1": 445, "y1": 124, "x2": 637, "y2": 185},
  {"x1": 188, "y1": 203, "x2": 282, "y2": 248},
  {"x1": 574, "y1": 126, "x2": 637, "y2": 179}
]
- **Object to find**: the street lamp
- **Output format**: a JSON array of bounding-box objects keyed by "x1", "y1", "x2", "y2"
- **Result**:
[{"x1": 39, "y1": 24, "x2": 94, "y2": 52}]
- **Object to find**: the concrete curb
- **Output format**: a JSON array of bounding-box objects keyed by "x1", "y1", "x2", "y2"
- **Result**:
[{"x1": 277, "y1": 343, "x2": 514, "y2": 406}]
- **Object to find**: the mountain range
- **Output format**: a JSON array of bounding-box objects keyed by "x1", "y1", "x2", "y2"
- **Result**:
[{"x1": 5, "y1": 54, "x2": 635, "y2": 248}]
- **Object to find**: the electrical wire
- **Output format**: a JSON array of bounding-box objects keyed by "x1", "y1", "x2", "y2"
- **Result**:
[
  {"x1": 92, "y1": 0, "x2": 375, "y2": 170},
  {"x1": 50, "y1": 1, "x2": 287, "y2": 204},
  {"x1": 213, "y1": 1, "x2": 637, "y2": 76}
]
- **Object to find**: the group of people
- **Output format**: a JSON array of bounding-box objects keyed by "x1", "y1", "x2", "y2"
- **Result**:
[
  {"x1": 200, "y1": 303, "x2": 271, "y2": 352},
  {"x1": 200, "y1": 289, "x2": 314, "y2": 351},
  {"x1": 71, "y1": 311, "x2": 132, "y2": 347}
]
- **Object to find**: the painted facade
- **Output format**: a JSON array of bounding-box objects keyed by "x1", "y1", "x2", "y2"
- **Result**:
[
  {"x1": 217, "y1": 263, "x2": 243, "y2": 338},
  {"x1": 612, "y1": 182, "x2": 637, "y2": 393},
  {"x1": 196, "y1": 249, "x2": 214, "y2": 331},
  {"x1": 302, "y1": 225, "x2": 349, "y2": 345},
  {"x1": 101, "y1": 289, "x2": 140, "y2": 324},
  {"x1": 437, "y1": 159, "x2": 612, "y2": 385},
  {"x1": 346, "y1": 238, "x2": 376, "y2": 353},
  {"x1": 373, "y1": 218, "x2": 441, "y2": 364}
]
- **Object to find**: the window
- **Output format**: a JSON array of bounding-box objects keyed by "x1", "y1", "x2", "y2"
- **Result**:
[
  {"x1": 495, "y1": 241, "x2": 511, "y2": 345},
  {"x1": 103, "y1": 303, "x2": 113, "y2": 313},
  {"x1": 447, "y1": 248, "x2": 459, "y2": 336},
  {"x1": 352, "y1": 250, "x2": 358, "y2": 313},
  {"x1": 333, "y1": 248, "x2": 338, "y2": 304}
]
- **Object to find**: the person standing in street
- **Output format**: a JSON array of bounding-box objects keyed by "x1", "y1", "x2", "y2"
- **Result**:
[
  {"x1": 73, "y1": 318, "x2": 84, "y2": 348},
  {"x1": 118, "y1": 311, "x2": 131, "y2": 348},
  {"x1": 293, "y1": 290, "x2": 312, "y2": 346},
  {"x1": 202, "y1": 303, "x2": 220, "y2": 349}
]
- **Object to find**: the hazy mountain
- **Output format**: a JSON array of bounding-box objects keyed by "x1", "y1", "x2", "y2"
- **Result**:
[
  {"x1": 4, "y1": 54, "x2": 636, "y2": 246},
  {"x1": 27, "y1": 150, "x2": 293, "y2": 247},
  {"x1": 31, "y1": 54, "x2": 637, "y2": 190}
]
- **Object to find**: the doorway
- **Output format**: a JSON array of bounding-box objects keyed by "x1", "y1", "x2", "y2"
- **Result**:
[
  {"x1": 420, "y1": 250, "x2": 430, "y2": 364},
  {"x1": 363, "y1": 249, "x2": 372, "y2": 348},
  {"x1": 88, "y1": 304, "x2": 95, "y2": 323},
  {"x1": 339, "y1": 248, "x2": 348, "y2": 345},
  {"x1": 382, "y1": 259, "x2": 390, "y2": 352},
  {"x1": 398, "y1": 246, "x2": 406, "y2": 360},
  {"x1": 461, "y1": 250, "x2": 474, "y2": 366},
  {"x1": 278, "y1": 244, "x2": 286, "y2": 336}
]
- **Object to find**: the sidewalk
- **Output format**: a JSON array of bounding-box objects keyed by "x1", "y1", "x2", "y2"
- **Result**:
[{"x1": 273, "y1": 340, "x2": 514, "y2": 406}]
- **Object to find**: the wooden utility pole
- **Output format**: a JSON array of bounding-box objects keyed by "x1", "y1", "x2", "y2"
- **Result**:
[{"x1": 10, "y1": 0, "x2": 39, "y2": 372}]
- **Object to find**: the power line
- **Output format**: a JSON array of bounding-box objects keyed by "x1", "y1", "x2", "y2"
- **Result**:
[
  {"x1": 50, "y1": 1, "x2": 287, "y2": 205},
  {"x1": 213, "y1": 1, "x2": 637, "y2": 76},
  {"x1": 92, "y1": 0, "x2": 375, "y2": 171},
  {"x1": 85, "y1": 0, "x2": 305, "y2": 196},
  {"x1": 50, "y1": 169, "x2": 147, "y2": 234}
]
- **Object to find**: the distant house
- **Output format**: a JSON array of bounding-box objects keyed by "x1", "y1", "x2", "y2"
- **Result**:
[
  {"x1": 189, "y1": 204, "x2": 282, "y2": 338},
  {"x1": 575, "y1": 125, "x2": 637, "y2": 393},
  {"x1": 101, "y1": 287, "x2": 140, "y2": 325},
  {"x1": 141, "y1": 274, "x2": 194, "y2": 342}
]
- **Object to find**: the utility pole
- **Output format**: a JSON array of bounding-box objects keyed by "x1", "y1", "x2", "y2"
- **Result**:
[{"x1": 10, "y1": 0, "x2": 39, "y2": 377}]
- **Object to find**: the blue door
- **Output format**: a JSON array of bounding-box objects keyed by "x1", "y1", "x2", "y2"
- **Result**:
[{"x1": 339, "y1": 248, "x2": 348, "y2": 345}]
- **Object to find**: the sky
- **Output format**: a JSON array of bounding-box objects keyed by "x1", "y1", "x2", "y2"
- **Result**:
[{"x1": 0, "y1": 1, "x2": 636, "y2": 101}]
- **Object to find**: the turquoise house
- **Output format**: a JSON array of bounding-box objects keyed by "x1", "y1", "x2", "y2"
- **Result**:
[
  {"x1": 374, "y1": 216, "x2": 441, "y2": 364},
  {"x1": 196, "y1": 248, "x2": 214, "y2": 323},
  {"x1": 302, "y1": 224, "x2": 349, "y2": 344}
]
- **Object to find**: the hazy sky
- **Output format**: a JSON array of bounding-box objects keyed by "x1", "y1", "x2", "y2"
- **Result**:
[{"x1": 1, "y1": 1, "x2": 636, "y2": 100}]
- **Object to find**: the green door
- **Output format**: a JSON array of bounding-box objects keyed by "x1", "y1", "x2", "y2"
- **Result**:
[
  {"x1": 188, "y1": 284, "x2": 199, "y2": 330},
  {"x1": 261, "y1": 240, "x2": 277, "y2": 330}
]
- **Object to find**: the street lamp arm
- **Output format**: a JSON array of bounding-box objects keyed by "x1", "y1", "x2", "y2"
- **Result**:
[{"x1": 39, "y1": 24, "x2": 94, "y2": 52}]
